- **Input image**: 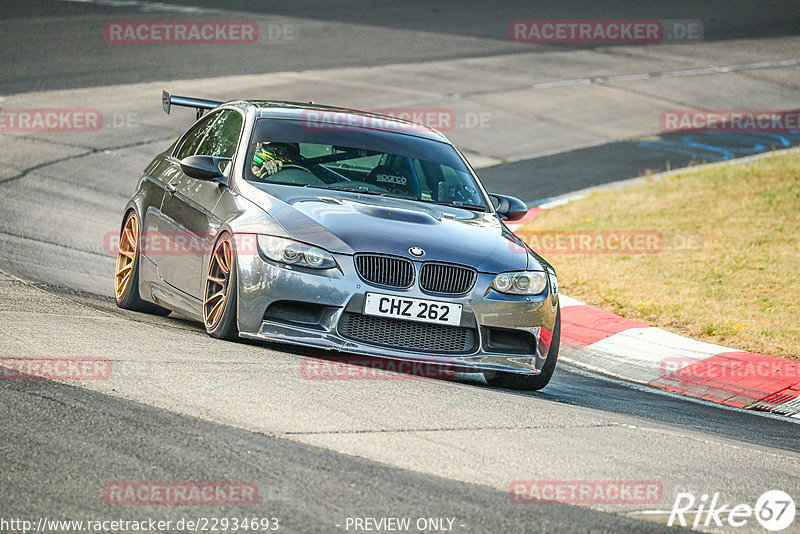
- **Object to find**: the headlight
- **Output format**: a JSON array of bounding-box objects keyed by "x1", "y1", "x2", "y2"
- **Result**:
[
  {"x1": 491, "y1": 271, "x2": 548, "y2": 295},
  {"x1": 257, "y1": 235, "x2": 337, "y2": 269}
]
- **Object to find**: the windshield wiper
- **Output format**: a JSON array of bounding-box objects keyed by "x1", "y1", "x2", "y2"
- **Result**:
[
  {"x1": 323, "y1": 186, "x2": 416, "y2": 201},
  {"x1": 432, "y1": 201, "x2": 486, "y2": 212},
  {"x1": 321, "y1": 187, "x2": 486, "y2": 210},
  {"x1": 325, "y1": 186, "x2": 387, "y2": 195},
  {"x1": 254, "y1": 180, "x2": 308, "y2": 187}
]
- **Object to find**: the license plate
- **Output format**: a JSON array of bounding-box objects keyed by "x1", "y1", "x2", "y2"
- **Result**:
[{"x1": 363, "y1": 293, "x2": 462, "y2": 326}]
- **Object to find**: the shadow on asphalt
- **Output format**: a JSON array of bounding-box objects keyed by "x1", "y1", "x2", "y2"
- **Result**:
[{"x1": 237, "y1": 329, "x2": 800, "y2": 454}]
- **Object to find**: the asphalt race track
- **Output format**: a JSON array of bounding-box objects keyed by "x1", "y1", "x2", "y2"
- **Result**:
[{"x1": 1, "y1": 1, "x2": 799, "y2": 533}]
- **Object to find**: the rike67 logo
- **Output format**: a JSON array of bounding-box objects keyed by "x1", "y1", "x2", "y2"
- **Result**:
[{"x1": 668, "y1": 490, "x2": 795, "y2": 531}]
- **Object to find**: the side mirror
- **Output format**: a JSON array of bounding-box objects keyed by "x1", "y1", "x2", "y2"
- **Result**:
[
  {"x1": 490, "y1": 193, "x2": 528, "y2": 221},
  {"x1": 179, "y1": 155, "x2": 230, "y2": 183}
]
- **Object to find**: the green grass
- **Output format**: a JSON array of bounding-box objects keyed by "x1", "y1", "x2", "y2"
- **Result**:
[{"x1": 515, "y1": 151, "x2": 800, "y2": 360}]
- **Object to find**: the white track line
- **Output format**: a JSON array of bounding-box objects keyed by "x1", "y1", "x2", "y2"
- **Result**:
[
  {"x1": 531, "y1": 58, "x2": 800, "y2": 90},
  {"x1": 536, "y1": 145, "x2": 800, "y2": 208},
  {"x1": 392, "y1": 57, "x2": 800, "y2": 106},
  {"x1": 56, "y1": 0, "x2": 208, "y2": 14}
]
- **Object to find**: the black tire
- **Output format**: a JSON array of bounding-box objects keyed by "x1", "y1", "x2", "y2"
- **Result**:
[
  {"x1": 114, "y1": 211, "x2": 171, "y2": 316},
  {"x1": 203, "y1": 233, "x2": 240, "y2": 341},
  {"x1": 485, "y1": 307, "x2": 561, "y2": 391}
]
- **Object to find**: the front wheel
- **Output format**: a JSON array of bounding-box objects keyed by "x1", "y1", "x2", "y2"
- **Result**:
[
  {"x1": 203, "y1": 232, "x2": 239, "y2": 341},
  {"x1": 485, "y1": 307, "x2": 561, "y2": 391}
]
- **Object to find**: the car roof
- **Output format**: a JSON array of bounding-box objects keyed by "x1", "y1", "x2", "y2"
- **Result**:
[{"x1": 224, "y1": 100, "x2": 451, "y2": 143}]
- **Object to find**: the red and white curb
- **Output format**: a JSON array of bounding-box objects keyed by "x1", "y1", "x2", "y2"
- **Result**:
[
  {"x1": 504, "y1": 154, "x2": 800, "y2": 417},
  {"x1": 556, "y1": 295, "x2": 800, "y2": 416}
]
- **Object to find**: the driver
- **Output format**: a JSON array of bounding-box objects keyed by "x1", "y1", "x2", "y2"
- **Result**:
[{"x1": 251, "y1": 142, "x2": 300, "y2": 178}]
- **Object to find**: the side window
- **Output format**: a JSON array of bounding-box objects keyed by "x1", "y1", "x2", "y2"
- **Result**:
[
  {"x1": 195, "y1": 110, "x2": 244, "y2": 159},
  {"x1": 175, "y1": 111, "x2": 220, "y2": 160}
]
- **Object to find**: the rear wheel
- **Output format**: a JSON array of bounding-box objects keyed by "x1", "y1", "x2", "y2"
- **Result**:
[
  {"x1": 485, "y1": 307, "x2": 561, "y2": 391},
  {"x1": 203, "y1": 233, "x2": 239, "y2": 341},
  {"x1": 114, "y1": 211, "x2": 171, "y2": 315}
]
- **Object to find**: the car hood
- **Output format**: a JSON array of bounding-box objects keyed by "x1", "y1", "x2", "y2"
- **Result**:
[{"x1": 256, "y1": 185, "x2": 530, "y2": 273}]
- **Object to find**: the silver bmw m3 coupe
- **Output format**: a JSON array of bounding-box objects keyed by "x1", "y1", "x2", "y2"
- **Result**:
[{"x1": 114, "y1": 91, "x2": 560, "y2": 390}]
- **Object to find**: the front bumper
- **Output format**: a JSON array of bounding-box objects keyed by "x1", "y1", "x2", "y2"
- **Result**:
[{"x1": 236, "y1": 251, "x2": 559, "y2": 375}]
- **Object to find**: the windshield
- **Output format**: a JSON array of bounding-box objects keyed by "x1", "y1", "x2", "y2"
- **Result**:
[{"x1": 244, "y1": 117, "x2": 488, "y2": 210}]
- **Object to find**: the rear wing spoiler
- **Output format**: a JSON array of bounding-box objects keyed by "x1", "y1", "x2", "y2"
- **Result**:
[{"x1": 162, "y1": 90, "x2": 222, "y2": 119}]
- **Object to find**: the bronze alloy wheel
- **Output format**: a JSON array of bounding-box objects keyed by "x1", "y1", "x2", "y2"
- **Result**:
[
  {"x1": 204, "y1": 234, "x2": 234, "y2": 330},
  {"x1": 114, "y1": 212, "x2": 138, "y2": 301}
]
